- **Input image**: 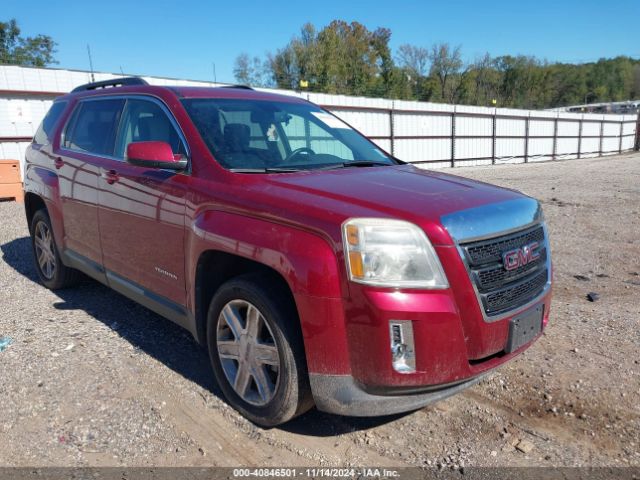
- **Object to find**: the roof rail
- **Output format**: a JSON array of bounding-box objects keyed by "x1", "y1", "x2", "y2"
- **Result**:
[
  {"x1": 72, "y1": 77, "x2": 148, "y2": 93},
  {"x1": 220, "y1": 85, "x2": 254, "y2": 90}
]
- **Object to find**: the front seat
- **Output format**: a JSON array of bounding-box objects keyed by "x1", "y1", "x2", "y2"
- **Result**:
[
  {"x1": 223, "y1": 123, "x2": 251, "y2": 153},
  {"x1": 136, "y1": 115, "x2": 176, "y2": 151}
]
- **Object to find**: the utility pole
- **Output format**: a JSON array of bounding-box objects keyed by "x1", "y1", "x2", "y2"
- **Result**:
[{"x1": 87, "y1": 45, "x2": 95, "y2": 82}]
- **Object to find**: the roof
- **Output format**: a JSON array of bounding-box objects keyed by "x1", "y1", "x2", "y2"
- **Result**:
[
  {"x1": 170, "y1": 86, "x2": 307, "y2": 103},
  {"x1": 62, "y1": 77, "x2": 307, "y2": 104}
]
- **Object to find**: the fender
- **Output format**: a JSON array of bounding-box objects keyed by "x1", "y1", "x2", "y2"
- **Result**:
[
  {"x1": 186, "y1": 209, "x2": 352, "y2": 375},
  {"x1": 23, "y1": 164, "x2": 65, "y2": 248}
]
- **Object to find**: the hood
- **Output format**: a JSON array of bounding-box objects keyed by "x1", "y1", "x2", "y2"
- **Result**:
[{"x1": 258, "y1": 164, "x2": 530, "y2": 245}]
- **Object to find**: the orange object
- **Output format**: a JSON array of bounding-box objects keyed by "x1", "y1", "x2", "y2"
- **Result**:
[{"x1": 0, "y1": 160, "x2": 23, "y2": 203}]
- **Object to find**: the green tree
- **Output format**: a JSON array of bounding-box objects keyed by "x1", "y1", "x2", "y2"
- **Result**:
[
  {"x1": 258, "y1": 19, "x2": 640, "y2": 107},
  {"x1": 396, "y1": 44, "x2": 430, "y2": 99},
  {"x1": 267, "y1": 21, "x2": 398, "y2": 97},
  {"x1": 233, "y1": 53, "x2": 268, "y2": 87},
  {"x1": 0, "y1": 18, "x2": 57, "y2": 67},
  {"x1": 429, "y1": 43, "x2": 465, "y2": 103}
]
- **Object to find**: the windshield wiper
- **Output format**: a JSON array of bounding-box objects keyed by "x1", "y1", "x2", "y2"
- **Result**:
[
  {"x1": 343, "y1": 160, "x2": 392, "y2": 167},
  {"x1": 229, "y1": 161, "x2": 391, "y2": 174},
  {"x1": 316, "y1": 160, "x2": 392, "y2": 170}
]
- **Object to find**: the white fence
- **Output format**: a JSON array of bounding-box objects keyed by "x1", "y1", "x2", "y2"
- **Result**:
[{"x1": 1, "y1": 65, "x2": 638, "y2": 176}]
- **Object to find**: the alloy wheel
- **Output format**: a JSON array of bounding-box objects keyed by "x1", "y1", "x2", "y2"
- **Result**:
[
  {"x1": 216, "y1": 300, "x2": 280, "y2": 406},
  {"x1": 34, "y1": 221, "x2": 56, "y2": 280}
]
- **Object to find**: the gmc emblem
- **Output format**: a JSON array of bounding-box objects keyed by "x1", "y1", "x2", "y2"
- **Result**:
[{"x1": 502, "y1": 242, "x2": 540, "y2": 271}]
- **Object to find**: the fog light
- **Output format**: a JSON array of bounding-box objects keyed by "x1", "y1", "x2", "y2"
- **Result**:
[{"x1": 389, "y1": 321, "x2": 416, "y2": 373}]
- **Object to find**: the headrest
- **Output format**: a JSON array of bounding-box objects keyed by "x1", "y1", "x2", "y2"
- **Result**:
[
  {"x1": 137, "y1": 115, "x2": 171, "y2": 142},
  {"x1": 223, "y1": 123, "x2": 250, "y2": 150}
]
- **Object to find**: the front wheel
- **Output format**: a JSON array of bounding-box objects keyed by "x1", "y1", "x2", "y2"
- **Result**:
[
  {"x1": 206, "y1": 274, "x2": 312, "y2": 426},
  {"x1": 30, "y1": 209, "x2": 81, "y2": 289}
]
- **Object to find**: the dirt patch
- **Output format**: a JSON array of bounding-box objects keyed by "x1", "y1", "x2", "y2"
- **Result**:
[{"x1": 0, "y1": 153, "x2": 638, "y2": 468}]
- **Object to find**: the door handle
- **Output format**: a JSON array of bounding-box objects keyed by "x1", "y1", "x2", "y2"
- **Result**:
[
  {"x1": 54, "y1": 157, "x2": 64, "y2": 170},
  {"x1": 102, "y1": 169, "x2": 119, "y2": 185}
]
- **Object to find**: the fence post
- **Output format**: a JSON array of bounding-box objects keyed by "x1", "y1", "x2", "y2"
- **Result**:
[
  {"x1": 635, "y1": 111, "x2": 640, "y2": 151},
  {"x1": 598, "y1": 120, "x2": 604, "y2": 156},
  {"x1": 524, "y1": 115, "x2": 530, "y2": 163},
  {"x1": 577, "y1": 117, "x2": 583, "y2": 159},
  {"x1": 450, "y1": 110, "x2": 456, "y2": 167},
  {"x1": 389, "y1": 105, "x2": 395, "y2": 157},
  {"x1": 491, "y1": 110, "x2": 497, "y2": 165},
  {"x1": 552, "y1": 116, "x2": 558, "y2": 160},
  {"x1": 619, "y1": 120, "x2": 624, "y2": 154}
]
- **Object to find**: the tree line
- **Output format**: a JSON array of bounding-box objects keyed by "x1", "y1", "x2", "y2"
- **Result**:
[
  {"x1": 234, "y1": 20, "x2": 640, "y2": 109},
  {"x1": 0, "y1": 19, "x2": 57, "y2": 67},
  {"x1": 2, "y1": 17, "x2": 638, "y2": 109}
]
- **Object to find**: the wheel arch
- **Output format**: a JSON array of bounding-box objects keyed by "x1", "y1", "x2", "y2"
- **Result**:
[
  {"x1": 187, "y1": 210, "x2": 344, "y2": 346},
  {"x1": 193, "y1": 250, "x2": 296, "y2": 345},
  {"x1": 24, "y1": 192, "x2": 47, "y2": 230}
]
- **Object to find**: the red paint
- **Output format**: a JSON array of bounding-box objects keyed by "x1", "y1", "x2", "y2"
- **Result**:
[
  {"x1": 127, "y1": 141, "x2": 174, "y2": 162},
  {"x1": 24, "y1": 83, "x2": 552, "y2": 393}
]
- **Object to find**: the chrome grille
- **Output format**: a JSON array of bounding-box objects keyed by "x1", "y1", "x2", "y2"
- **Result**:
[
  {"x1": 461, "y1": 225, "x2": 549, "y2": 317},
  {"x1": 464, "y1": 227, "x2": 545, "y2": 265},
  {"x1": 474, "y1": 248, "x2": 547, "y2": 291}
]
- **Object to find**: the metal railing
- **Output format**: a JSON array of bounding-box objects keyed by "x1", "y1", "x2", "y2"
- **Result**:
[
  {"x1": 0, "y1": 84, "x2": 638, "y2": 169},
  {"x1": 321, "y1": 104, "x2": 640, "y2": 167}
]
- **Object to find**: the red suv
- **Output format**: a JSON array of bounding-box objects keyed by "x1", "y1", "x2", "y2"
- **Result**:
[{"x1": 24, "y1": 78, "x2": 552, "y2": 426}]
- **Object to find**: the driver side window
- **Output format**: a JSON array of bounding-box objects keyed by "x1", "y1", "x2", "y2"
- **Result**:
[{"x1": 114, "y1": 98, "x2": 186, "y2": 159}]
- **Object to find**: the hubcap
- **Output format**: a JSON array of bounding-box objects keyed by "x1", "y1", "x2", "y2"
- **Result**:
[
  {"x1": 34, "y1": 221, "x2": 56, "y2": 280},
  {"x1": 216, "y1": 300, "x2": 280, "y2": 406}
]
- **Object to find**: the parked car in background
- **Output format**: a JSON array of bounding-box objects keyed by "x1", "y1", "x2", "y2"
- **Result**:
[{"x1": 23, "y1": 78, "x2": 552, "y2": 426}]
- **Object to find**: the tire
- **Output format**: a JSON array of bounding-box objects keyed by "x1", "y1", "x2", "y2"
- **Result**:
[
  {"x1": 206, "y1": 273, "x2": 313, "y2": 426},
  {"x1": 30, "y1": 209, "x2": 81, "y2": 290}
]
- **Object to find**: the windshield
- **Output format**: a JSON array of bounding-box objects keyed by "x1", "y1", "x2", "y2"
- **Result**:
[{"x1": 181, "y1": 98, "x2": 396, "y2": 171}]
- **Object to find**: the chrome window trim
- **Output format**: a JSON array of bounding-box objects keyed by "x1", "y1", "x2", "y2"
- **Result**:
[
  {"x1": 59, "y1": 94, "x2": 191, "y2": 173},
  {"x1": 60, "y1": 96, "x2": 125, "y2": 158},
  {"x1": 441, "y1": 199, "x2": 551, "y2": 323}
]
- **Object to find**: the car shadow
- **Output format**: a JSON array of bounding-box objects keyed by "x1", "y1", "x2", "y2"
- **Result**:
[{"x1": 1, "y1": 236, "x2": 410, "y2": 436}]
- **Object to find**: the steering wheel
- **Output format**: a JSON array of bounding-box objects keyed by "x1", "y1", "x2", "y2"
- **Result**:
[{"x1": 283, "y1": 147, "x2": 315, "y2": 164}]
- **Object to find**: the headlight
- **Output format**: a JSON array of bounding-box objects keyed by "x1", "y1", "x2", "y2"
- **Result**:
[{"x1": 342, "y1": 218, "x2": 449, "y2": 288}]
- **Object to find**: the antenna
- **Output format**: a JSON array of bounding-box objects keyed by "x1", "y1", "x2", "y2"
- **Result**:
[
  {"x1": 87, "y1": 44, "x2": 95, "y2": 82},
  {"x1": 212, "y1": 62, "x2": 217, "y2": 84}
]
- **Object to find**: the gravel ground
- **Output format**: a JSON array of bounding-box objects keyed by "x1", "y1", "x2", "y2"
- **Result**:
[{"x1": 0, "y1": 152, "x2": 638, "y2": 469}]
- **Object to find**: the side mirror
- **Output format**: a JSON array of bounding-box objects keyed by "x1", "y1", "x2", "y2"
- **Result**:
[{"x1": 126, "y1": 141, "x2": 187, "y2": 170}]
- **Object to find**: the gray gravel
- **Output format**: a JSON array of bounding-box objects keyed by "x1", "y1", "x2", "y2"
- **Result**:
[{"x1": 0, "y1": 152, "x2": 639, "y2": 467}]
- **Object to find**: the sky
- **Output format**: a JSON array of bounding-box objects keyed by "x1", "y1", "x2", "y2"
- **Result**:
[{"x1": 4, "y1": 0, "x2": 639, "y2": 83}]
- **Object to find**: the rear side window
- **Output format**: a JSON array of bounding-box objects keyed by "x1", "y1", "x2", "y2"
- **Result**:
[
  {"x1": 33, "y1": 101, "x2": 68, "y2": 145},
  {"x1": 63, "y1": 99, "x2": 125, "y2": 156}
]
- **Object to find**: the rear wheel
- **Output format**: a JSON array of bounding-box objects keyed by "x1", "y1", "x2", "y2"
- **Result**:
[
  {"x1": 207, "y1": 274, "x2": 312, "y2": 426},
  {"x1": 30, "y1": 209, "x2": 81, "y2": 289}
]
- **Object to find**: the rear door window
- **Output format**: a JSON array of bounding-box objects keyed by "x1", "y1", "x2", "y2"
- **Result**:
[
  {"x1": 63, "y1": 99, "x2": 125, "y2": 156},
  {"x1": 33, "y1": 101, "x2": 68, "y2": 145}
]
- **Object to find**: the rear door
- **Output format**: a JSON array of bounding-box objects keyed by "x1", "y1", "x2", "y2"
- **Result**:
[
  {"x1": 97, "y1": 96, "x2": 188, "y2": 307},
  {"x1": 57, "y1": 97, "x2": 125, "y2": 267}
]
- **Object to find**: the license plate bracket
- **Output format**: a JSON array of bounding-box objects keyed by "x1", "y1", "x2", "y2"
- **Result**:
[{"x1": 505, "y1": 304, "x2": 544, "y2": 353}]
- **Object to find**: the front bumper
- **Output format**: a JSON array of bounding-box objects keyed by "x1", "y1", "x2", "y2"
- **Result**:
[
  {"x1": 310, "y1": 373, "x2": 487, "y2": 416},
  {"x1": 297, "y1": 199, "x2": 552, "y2": 414}
]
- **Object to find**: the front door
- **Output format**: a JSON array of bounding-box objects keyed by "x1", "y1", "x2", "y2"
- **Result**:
[{"x1": 97, "y1": 97, "x2": 188, "y2": 307}]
